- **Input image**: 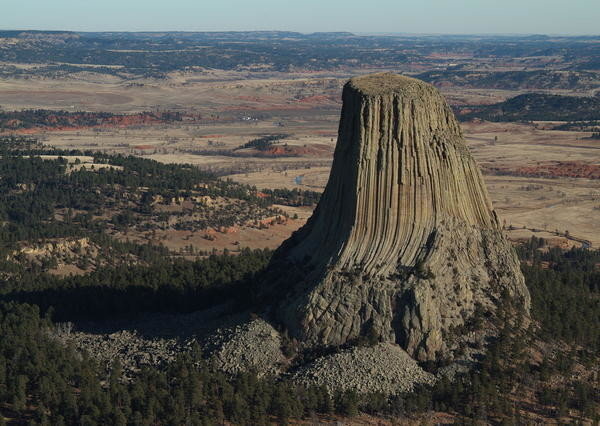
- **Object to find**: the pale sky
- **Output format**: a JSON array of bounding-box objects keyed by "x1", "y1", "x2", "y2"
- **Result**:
[{"x1": 2, "y1": 0, "x2": 598, "y2": 35}]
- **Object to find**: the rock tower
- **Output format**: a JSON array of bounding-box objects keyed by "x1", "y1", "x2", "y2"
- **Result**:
[{"x1": 261, "y1": 73, "x2": 530, "y2": 361}]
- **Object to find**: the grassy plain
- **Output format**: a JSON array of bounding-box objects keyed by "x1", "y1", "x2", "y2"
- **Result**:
[{"x1": 2, "y1": 70, "x2": 599, "y2": 250}]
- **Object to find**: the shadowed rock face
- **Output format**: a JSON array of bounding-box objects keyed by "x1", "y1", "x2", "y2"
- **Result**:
[{"x1": 261, "y1": 73, "x2": 530, "y2": 361}]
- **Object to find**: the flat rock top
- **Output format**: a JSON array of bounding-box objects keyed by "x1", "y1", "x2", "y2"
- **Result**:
[{"x1": 348, "y1": 73, "x2": 432, "y2": 97}]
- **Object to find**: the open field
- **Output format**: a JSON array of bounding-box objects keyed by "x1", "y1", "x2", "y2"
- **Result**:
[
  {"x1": 225, "y1": 121, "x2": 600, "y2": 248},
  {"x1": 113, "y1": 206, "x2": 313, "y2": 256},
  {"x1": 2, "y1": 69, "x2": 599, "y2": 251}
]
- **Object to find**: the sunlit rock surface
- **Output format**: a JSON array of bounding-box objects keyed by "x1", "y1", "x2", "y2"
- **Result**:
[{"x1": 261, "y1": 73, "x2": 530, "y2": 361}]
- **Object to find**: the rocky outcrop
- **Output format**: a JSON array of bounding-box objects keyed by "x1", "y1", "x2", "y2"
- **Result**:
[
  {"x1": 16, "y1": 237, "x2": 94, "y2": 258},
  {"x1": 53, "y1": 328, "x2": 182, "y2": 378},
  {"x1": 291, "y1": 343, "x2": 434, "y2": 395},
  {"x1": 261, "y1": 73, "x2": 530, "y2": 361},
  {"x1": 204, "y1": 318, "x2": 286, "y2": 378}
]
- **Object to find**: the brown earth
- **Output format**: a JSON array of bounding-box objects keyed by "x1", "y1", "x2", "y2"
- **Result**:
[
  {"x1": 3, "y1": 71, "x2": 598, "y2": 252},
  {"x1": 512, "y1": 161, "x2": 600, "y2": 179},
  {"x1": 0, "y1": 89, "x2": 133, "y2": 107},
  {"x1": 1, "y1": 111, "x2": 202, "y2": 135},
  {"x1": 243, "y1": 143, "x2": 332, "y2": 157},
  {"x1": 113, "y1": 207, "x2": 312, "y2": 256}
]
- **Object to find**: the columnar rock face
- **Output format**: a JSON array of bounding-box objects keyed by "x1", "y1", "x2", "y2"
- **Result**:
[{"x1": 262, "y1": 73, "x2": 530, "y2": 361}]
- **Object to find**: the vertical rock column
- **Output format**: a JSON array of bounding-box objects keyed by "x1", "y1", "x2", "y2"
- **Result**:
[{"x1": 261, "y1": 73, "x2": 530, "y2": 361}]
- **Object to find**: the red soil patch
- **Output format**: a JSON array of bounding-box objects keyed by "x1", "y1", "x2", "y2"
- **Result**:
[
  {"x1": 514, "y1": 161, "x2": 600, "y2": 179},
  {"x1": 295, "y1": 95, "x2": 332, "y2": 104},
  {"x1": 261, "y1": 146, "x2": 295, "y2": 156},
  {"x1": 1, "y1": 111, "x2": 201, "y2": 135},
  {"x1": 218, "y1": 226, "x2": 239, "y2": 234},
  {"x1": 133, "y1": 145, "x2": 155, "y2": 150},
  {"x1": 235, "y1": 95, "x2": 280, "y2": 102}
]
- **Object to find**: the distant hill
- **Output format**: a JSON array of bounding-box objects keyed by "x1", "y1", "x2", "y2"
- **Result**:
[
  {"x1": 417, "y1": 70, "x2": 600, "y2": 91},
  {"x1": 455, "y1": 93, "x2": 600, "y2": 122},
  {"x1": 1, "y1": 31, "x2": 599, "y2": 78},
  {"x1": 0, "y1": 109, "x2": 188, "y2": 131}
]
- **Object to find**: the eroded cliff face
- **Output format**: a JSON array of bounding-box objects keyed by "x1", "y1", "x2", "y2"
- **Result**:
[{"x1": 261, "y1": 73, "x2": 530, "y2": 361}]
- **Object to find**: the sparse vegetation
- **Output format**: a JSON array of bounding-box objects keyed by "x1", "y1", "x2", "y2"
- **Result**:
[
  {"x1": 552, "y1": 120, "x2": 600, "y2": 132},
  {"x1": 0, "y1": 109, "x2": 189, "y2": 131},
  {"x1": 235, "y1": 134, "x2": 289, "y2": 151},
  {"x1": 456, "y1": 93, "x2": 600, "y2": 122},
  {"x1": 419, "y1": 70, "x2": 600, "y2": 91},
  {"x1": 1, "y1": 31, "x2": 598, "y2": 79},
  {"x1": 0, "y1": 145, "x2": 311, "y2": 260},
  {"x1": 0, "y1": 239, "x2": 598, "y2": 423},
  {"x1": 588, "y1": 132, "x2": 600, "y2": 139}
]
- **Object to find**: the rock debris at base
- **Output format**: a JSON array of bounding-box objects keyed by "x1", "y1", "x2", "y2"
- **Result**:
[
  {"x1": 291, "y1": 343, "x2": 435, "y2": 395},
  {"x1": 204, "y1": 318, "x2": 285, "y2": 378},
  {"x1": 55, "y1": 329, "x2": 183, "y2": 376},
  {"x1": 55, "y1": 316, "x2": 438, "y2": 394}
]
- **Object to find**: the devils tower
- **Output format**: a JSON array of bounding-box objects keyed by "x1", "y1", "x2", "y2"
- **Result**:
[{"x1": 261, "y1": 73, "x2": 530, "y2": 361}]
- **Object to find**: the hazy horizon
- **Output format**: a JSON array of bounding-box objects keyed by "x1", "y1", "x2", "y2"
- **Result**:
[
  {"x1": 1, "y1": 29, "x2": 599, "y2": 37},
  {"x1": 2, "y1": 0, "x2": 599, "y2": 36}
]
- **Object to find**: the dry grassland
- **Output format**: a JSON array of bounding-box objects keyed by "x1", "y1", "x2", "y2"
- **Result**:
[{"x1": 3, "y1": 71, "x2": 599, "y2": 250}]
